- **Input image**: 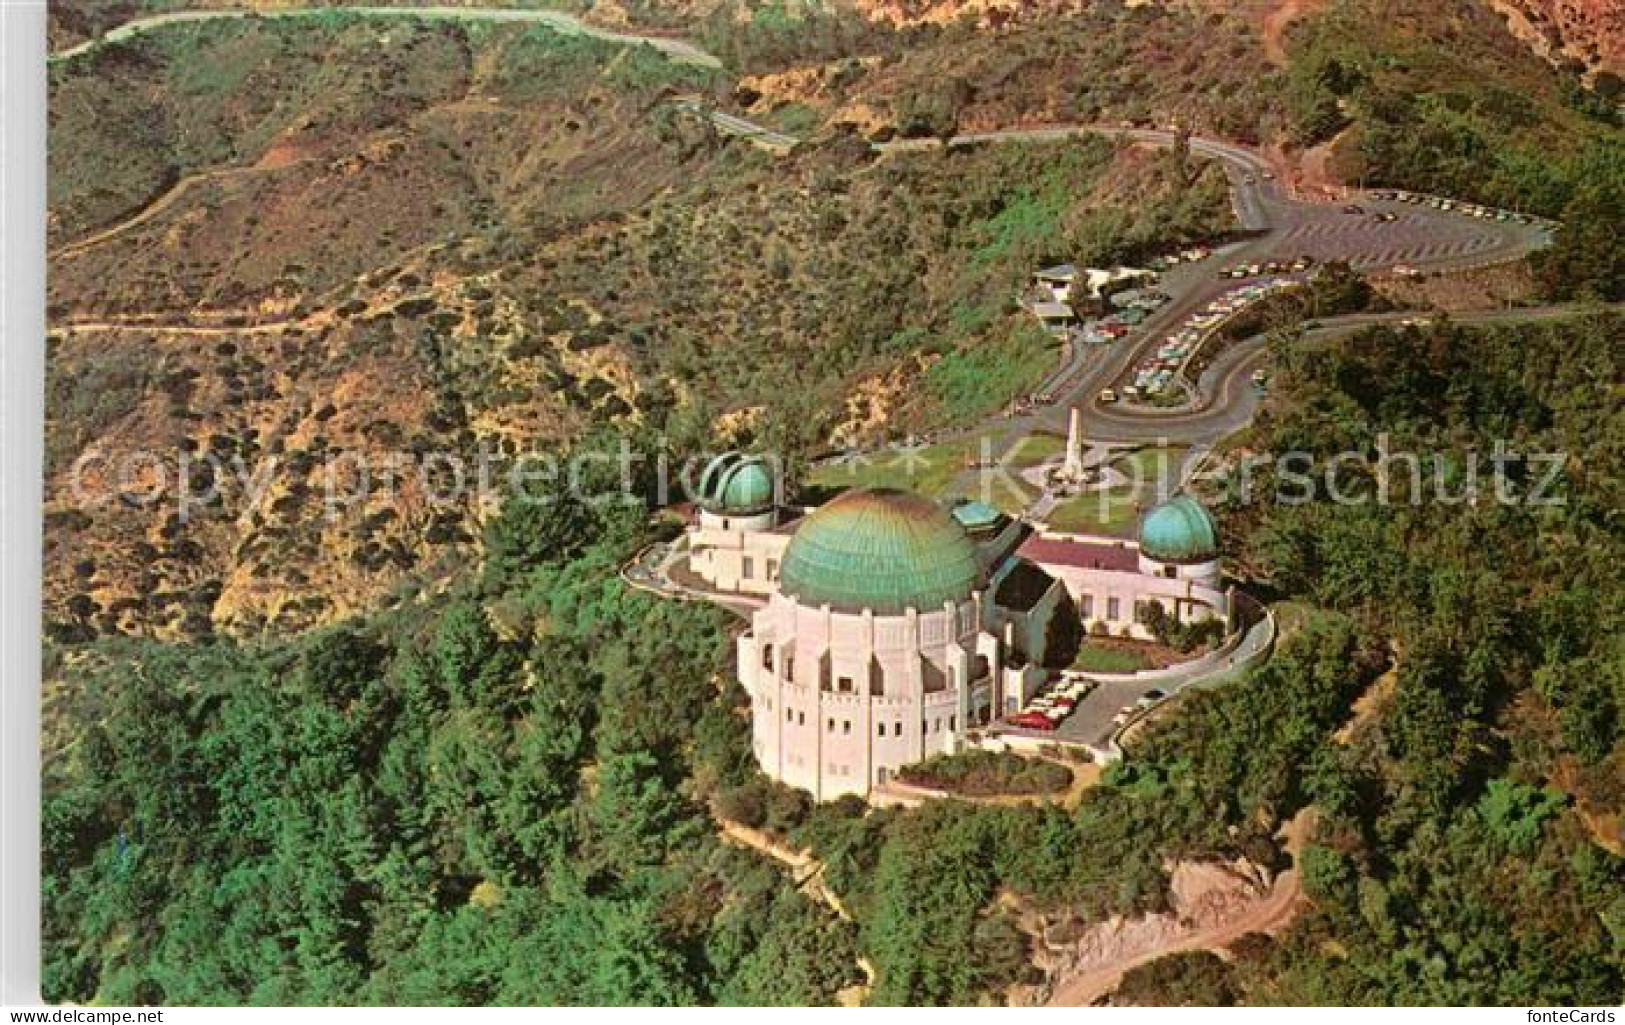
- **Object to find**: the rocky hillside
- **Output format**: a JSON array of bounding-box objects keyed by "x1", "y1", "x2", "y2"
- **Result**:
[
  {"x1": 46, "y1": 11, "x2": 1237, "y2": 642},
  {"x1": 1490, "y1": 0, "x2": 1625, "y2": 77}
]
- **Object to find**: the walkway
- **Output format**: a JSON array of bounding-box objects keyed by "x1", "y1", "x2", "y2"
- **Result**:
[
  {"x1": 49, "y1": 5, "x2": 721, "y2": 66},
  {"x1": 1044, "y1": 807, "x2": 1315, "y2": 1006}
]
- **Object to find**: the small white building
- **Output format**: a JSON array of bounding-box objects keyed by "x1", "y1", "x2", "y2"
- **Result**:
[
  {"x1": 1033, "y1": 263, "x2": 1156, "y2": 316},
  {"x1": 685, "y1": 452, "x2": 796, "y2": 596},
  {"x1": 1020, "y1": 495, "x2": 1228, "y2": 640}
]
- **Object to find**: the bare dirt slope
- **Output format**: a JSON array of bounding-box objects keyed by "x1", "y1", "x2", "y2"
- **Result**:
[
  {"x1": 1488, "y1": 0, "x2": 1625, "y2": 77},
  {"x1": 1043, "y1": 808, "x2": 1316, "y2": 1006}
]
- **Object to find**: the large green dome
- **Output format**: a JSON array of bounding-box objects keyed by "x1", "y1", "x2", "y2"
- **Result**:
[
  {"x1": 698, "y1": 452, "x2": 775, "y2": 514},
  {"x1": 779, "y1": 488, "x2": 981, "y2": 614},
  {"x1": 1138, "y1": 495, "x2": 1219, "y2": 562}
]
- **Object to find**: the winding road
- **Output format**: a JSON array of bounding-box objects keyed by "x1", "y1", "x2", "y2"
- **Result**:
[
  {"x1": 53, "y1": 4, "x2": 1592, "y2": 491},
  {"x1": 49, "y1": 5, "x2": 721, "y2": 66},
  {"x1": 49, "y1": 5, "x2": 1614, "y2": 1008}
]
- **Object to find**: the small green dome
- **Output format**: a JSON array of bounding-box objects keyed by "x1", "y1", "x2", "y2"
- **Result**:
[
  {"x1": 951, "y1": 499, "x2": 1003, "y2": 533},
  {"x1": 1139, "y1": 495, "x2": 1219, "y2": 562},
  {"x1": 780, "y1": 489, "x2": 981, "y2": 614},
  {"x1": 699, "y1": 452, "x2": 775, "y2": 514}
]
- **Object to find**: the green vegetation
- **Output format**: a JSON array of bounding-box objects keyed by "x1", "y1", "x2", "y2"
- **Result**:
[
  {"x1": 925, "y1": 320, "x2": 1057, "y2": 423},
  {"x1": 42, "y1": 436, "x2": 860, "y2": 1006},
  {"x1": 1283, "y1": 0, "x2": 1625, "y2": 301},
  {"x1": 805, "y1": 440, "x2": 975, "y2": 500},
  {"x1": 41, "y1": 0, "x2": 1625, "y2": 1009},
  {"x1": 1113, "y1": 950, "x2": 1236, "y2": 1007},
  {"x1": 897, "y1": 751, "x2": 1073, "y2": 798},
  {"x1": 1198, "y1": 313, "x2": 1625, "y2": 1003},
  {"x1": 43, "y1": 15, "x2": 1237, "y2": 639},
  {"x1": 1070, "y1": 642, "x2": 1154, "y2": 674},
  {"x1": 1046, "y1": 489, "x2": 1142, "y2": 536},
  {"x1": 42, "y1": 317, "x2": 1625, "y2": 1010}
]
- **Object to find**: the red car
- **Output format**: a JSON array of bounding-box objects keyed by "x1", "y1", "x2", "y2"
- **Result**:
[{"x1": 1006, "y1": 712, "x2": 1058, "y2": 731}]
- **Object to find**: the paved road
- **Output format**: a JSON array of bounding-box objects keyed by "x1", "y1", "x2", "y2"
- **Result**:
[
  {"x1": 48, "y1": 5, "x2": 722, "y2": 66},
  {"x1": 57, "y1": 6, "x2": 1581, "y2": 465},
  {"x1": 1058, "y1": 302, "x2": 1621, "y2": 446}
]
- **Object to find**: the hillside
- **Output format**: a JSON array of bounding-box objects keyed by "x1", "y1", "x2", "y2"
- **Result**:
[
  {"x1": 45, "y1": 13, "x2": 1235, "y2": 640},
  {"x1": 1491, "y1": 0, "x2": 1625, "y2": 77},
  {"x1": 37, "y1": 0, "x2": 1625, "y2": 1011}
]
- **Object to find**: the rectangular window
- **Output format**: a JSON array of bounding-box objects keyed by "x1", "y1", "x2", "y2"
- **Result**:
[
  {"x1": 786, "y1": 708, "x2": 794, "y2": 723},
  {"x1": 742, "y1": 556, "x2": 755, "y2": 578},
  {"x1": 797, "y1": 712, "x2": 804, "y2": 726},
  {"x1": 767, "y1": 559, "x2": 778, "y2": 580},
  {"x1": 843, "y1": 720, "x2": 851, "y2": 735},
  {"x1": 827, "y1": 718, "x2": 835, "y2": 733},
  {"x1": 1107, "y1": 596, "x2": 1121, "y2": 621},
  {"x1": 949, "y1": 715, "x2": 956, "y2": 732},
  {"x1": 1080, "y1": 593, "x2": 1094, "y2": 619},
  {"x1": 877, "y1": 723, "x2": 886, "y2": 737},
  {"x1": 837, "y1": 675, "x2": 854, "y2": 694}
]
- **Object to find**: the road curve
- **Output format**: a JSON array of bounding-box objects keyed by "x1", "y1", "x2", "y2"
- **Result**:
[
  {"x1": 54, "y1": 6, "x2": 1571, "y2": 458},
  {"x1": 1063, "y1": 303, "x2": 1621, "y2": 444},
  {"x1": 48, "y1": 5, "x2": 721, "y2": 66}
]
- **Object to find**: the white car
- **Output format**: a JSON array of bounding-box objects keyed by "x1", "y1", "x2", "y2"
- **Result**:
[{"x1": 1098, "y1": 388, "x2": 1119, "y2": 404}]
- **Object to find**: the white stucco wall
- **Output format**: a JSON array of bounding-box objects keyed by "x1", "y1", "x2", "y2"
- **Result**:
[
  {"x1": 742, "y1": 592, "x2": 1003, "y2": 800},
  {"x1": 687, "y1": 522, "x2": 790, "y2": 596}
]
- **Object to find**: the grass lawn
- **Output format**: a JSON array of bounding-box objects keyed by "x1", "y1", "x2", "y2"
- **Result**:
[
  {"x1": 976, "y1": 431, "x2": 1065, "y2": 514},
  {"x1": 1043, "y1": 444, "x2": 1191, "y2": 536},
  {"x1": 1116, "y1": 445, "x2": 1190, "y2": 493},
  {"x1": 1045, "y1": 489, "x2": 1142, "y2": 535},
  {"x1": 1005, "y1": 432, "x2": 1066, "y2": 470},
  {"x1": 1070, "y1": 642, "x2": 1155, "y2": 674},
  {"x1": 806, "y1": 439, "x2": 975, "y2": 500}
]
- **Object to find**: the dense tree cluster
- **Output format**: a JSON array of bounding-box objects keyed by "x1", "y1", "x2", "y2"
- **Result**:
[
  {"x1": 42, "y1": 446, "x2": 862, "y2": 1005},
  {"x1": 1200, "y1": 314, "x2": 1625, "y2": 1003}
]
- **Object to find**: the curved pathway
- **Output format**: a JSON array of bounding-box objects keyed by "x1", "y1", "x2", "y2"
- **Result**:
[
  {"x1": 1058, "y1": 302, "x2": 1622, "y2": 446},
  {"x1": 51, "y1": 158, "x2": 313, "y2": 259},
  {"x1": 49, "y1": 5, "x2": 721, "y2": 66},
  {"x1": 53, "y1": 7, "x2": 1588, "y2": 460}
]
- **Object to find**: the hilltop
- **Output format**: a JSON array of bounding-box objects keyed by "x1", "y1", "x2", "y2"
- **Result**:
[{"x1": 45, "y1": 12, "x2": 1234, "y2": 639}]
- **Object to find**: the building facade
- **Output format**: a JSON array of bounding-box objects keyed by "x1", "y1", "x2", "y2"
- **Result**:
[{"x1": 680, "y1": 461, "x2": 1231, "y2": 801}]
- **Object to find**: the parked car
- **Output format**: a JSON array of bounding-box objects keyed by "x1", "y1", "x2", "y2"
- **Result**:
[
  {"x1": 1007, "y1": 712, "x2": 1057, "y2": 731},
  {"x1": 1137, "y1": 688, "x2": 1168, "y2": 708},
  {"x1": 1098, "y1": 388, "x2": 1118, "y2": 404}
]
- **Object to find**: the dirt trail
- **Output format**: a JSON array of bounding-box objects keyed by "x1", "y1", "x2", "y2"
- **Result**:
[
  {"x1": 51, "y1": 159, "x2": 312, "y2": 259},
  {"x1": 1260, "y1": 0, "x2": 1326, "y2": 66},
  {"x1": 716, "y1": 818, "x2": 874, "y2": 1004},
  {"x1": 1044, "y1": 807, "x2": 1316, "y2": 1006},
  {"x1": 1045, "y1": 868, "x2": 1303, "y2": 1006}
]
